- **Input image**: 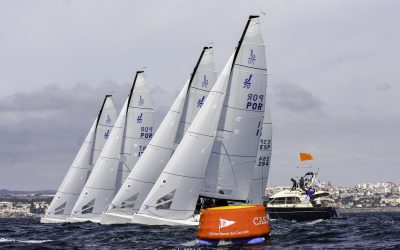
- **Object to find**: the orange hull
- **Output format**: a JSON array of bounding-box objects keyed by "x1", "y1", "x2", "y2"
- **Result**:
[{"x1": 197, "y1": 205, "x2": 270, "y2": 240}]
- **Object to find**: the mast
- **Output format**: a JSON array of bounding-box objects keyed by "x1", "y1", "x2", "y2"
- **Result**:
[
  {"x1": 131, "y1": 16, "x2": 268, "y2": 224},
  {"x1": 101, "y1": 47, "x2": 216, "y2": 224},
  {"x1": 200, "y1": 15, "x2": 267, "y2": 202},
  {"x1": 230, "y1": 15, "x2": 259, "y2": 72},
  {"x1": 133, "y1": 52, "x2": 235, "y2": 222},
  {"x1": 69, "y1": 72, "x2": 153, "y2": 223},
  {"x1": 126, "y1": 71, "x2": 144, "y2": 115},
  {"x1": 41, "y1": 95, "x2": 117, "y2": 223},
  {"x1": 188, "y1": 46, "x2": 212, "y2": 90}
]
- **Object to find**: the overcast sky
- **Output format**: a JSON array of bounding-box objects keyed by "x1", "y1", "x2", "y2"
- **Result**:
[{"x1": 1, "y1": 0, "x2": 399, "y2": 190}]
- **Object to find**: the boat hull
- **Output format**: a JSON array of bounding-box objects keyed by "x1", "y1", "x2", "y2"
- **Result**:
[
  {"x1": 65, "y1": 216, "x2": 101, "y2": 223},
  {"x1": 100, "y1": 212, "x2": 132, "y2": 225},
  {"x1": 131, "y1": 213, "x2": 199, "y2": 226},
  {"x1": 266, "y1": 206, "x2": 339, "y2": 221},
  {"x1": 40, "y1": 217, "x2": 67, "y2": 224}
]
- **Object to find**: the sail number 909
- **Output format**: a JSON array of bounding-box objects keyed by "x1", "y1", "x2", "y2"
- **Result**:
[{"x1": 141, "y1": 127, "x2": 153, "y2": 139}]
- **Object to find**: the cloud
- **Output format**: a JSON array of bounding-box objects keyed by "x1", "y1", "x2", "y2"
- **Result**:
[
  {"x1": 376, "y1": 82, "x2": 392, "y2": 91},
  {"x1": 271, "y1": 82, "x2": 324, "y2": 114},
  {"x1": 1, "y1": 0, "x2": 400, "y2": 189},
  {"x1": 0, "y1": 82, "x2": 169, "y2": 190}
]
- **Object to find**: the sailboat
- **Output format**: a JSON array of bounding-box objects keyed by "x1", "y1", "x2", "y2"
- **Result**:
[
  {"x1": 131, "y1": 15, "x2": 268, "y2": 226},
  {"x1": 41, "y1": 95, "x2": 117, "y2": 223},
  {"x1": 67, "y1": 71, "x2": 154, "y2": 223},
  {"x1": 247, "y1": 101, "x2": 272, "y2": 204},
  {"x1": 100, "y1": 47, "x2": 217, "y2": 224}
]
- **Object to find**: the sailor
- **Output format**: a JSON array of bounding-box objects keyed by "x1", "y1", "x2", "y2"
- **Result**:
[
  {"x1": 299, "y1": 177, "x2": 305, "y2": 190},
  {"x1": 290, "y1": 178, "x2": 297, "y2": 191}
]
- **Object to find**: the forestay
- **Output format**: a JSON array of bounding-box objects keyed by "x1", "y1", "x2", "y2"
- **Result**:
[
  {"x1": 101, "y1": 48, "x2": 216, "y2": 223},
  {"x1": 69, "y1": 72, "x2": 153, "y2": 222},
  {"x1": 41, "y1": 95, "x2": 117, "y2": 223}
]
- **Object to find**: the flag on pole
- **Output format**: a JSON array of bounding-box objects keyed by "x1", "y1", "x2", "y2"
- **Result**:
[{"x1": 299, "y1": 152, "x2": 313, "y2": 161}]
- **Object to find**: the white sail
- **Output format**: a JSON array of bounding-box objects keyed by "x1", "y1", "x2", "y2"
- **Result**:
[
  {"x1": 68, "y1": 72, "x2": 153, "y2": 222},
  {"x1": 200, "y1": 16, "x2": 267, "y2": 201},
  {"x1": 101, "y1": 47, "x2": 216, "y2": 224},
  {"x1": 247, "y1": 101, "x2": 272, "y2": 204},
  {"x1": 41, "y1": 95, "x2": 117, "y2": 223},
  {"x1": 132, "y1": 15, "x2": 267, "y2": 225},
  {"x1": 132, "y1": 53, "x2": 234, "y2": 224}
]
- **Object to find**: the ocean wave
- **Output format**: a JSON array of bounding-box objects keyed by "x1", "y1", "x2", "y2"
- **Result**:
[
  {"x1": 1, "y1": 213, "x2": 400, "y2": 249},
  {"x1": 0, "y1": 237, "x2": 52, "y2": 244}
]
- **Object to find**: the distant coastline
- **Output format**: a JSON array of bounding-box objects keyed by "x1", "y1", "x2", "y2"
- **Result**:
[{"x1": 340, "y1": 207, "x2": 400, "y2": 213}]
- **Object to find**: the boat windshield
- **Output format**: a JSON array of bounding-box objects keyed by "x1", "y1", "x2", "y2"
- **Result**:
[
  {"x1": 269, "y1": 197, "x2": 301, "y2": 205},
  {"x1": 286, "y1": 197, "x2": 301, "y2": 204}
]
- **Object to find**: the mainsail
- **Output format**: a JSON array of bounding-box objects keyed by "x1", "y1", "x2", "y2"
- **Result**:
[
  {"x1": 200, "y1": 15, "x2": 267, "y2": 201},
  {"x1": 132, "y1": 15, "x2": 267, "y2": 225},
  {"x1": 41, "y1": 95, "x2": 117, "y2": 223},
  {"x1": 101, "y1": 47, "x2": 216, "y2": 224},
  {"x1": 68, "y1": 72, "x2": 154, "y2": 222},
  {"x1": 247, "y1": 101, "x2": 272, "y2": 204}
]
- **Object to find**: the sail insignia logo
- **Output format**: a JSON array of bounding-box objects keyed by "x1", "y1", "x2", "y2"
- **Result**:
[
  {"x1": 243, "y1": 74, "x2": 253, "y2": 89},
  {"x1": 219, "y1": 218, "x2": 236, "y2": 230},
  {"x1": 139, "y1": 95, "x2": 144, "y2": 106},
  {"x1": 106, "y1": 115, "x2": 111, "y2": 125},
  {"x1": 202, "y1": 75, "x2": 208, "y2": 88},
  {"x1": 137, "y1": 113, "x2": 143, "y2": 123},
  {"x1": 197, "y1": 96, "x2": 205, "y2": 108},
  {"x1": 104, "y1": 129, "x2": 110, "y2": 139},
  {"x1": 248, "y1": 49, "x2": 256, "y2": 65}
]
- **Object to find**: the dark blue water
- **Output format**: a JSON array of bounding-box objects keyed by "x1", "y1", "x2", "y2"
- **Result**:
[{"x1": 1, "y1": 212, "x2": 399, "y2": 249}]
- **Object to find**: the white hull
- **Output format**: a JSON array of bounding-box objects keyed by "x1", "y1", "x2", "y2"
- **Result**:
[
  {"x1": 40, "y1": 217, "x2": 67, "y2": 224},
  {"x1": 65, "y1": 216, "x2": 101, "y2": 224},
  {"x1": 131, "y1": 213, "x2": 199, "y2": 226},
  {"x1": 100, "y1": 212, "x2": 132, "y2": 225}
]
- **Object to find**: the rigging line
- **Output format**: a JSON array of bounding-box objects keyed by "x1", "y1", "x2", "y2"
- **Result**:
[
  {"x1": 147, "y1": 143, "x2": 174, "y2": 151},
  {"x1": 128, "y1": 106, "x2": 153, "y2": 110},
  {"x1": 189, "y1": 86, "x2": 213, "y2": 93},
  {"x1": 234, "y1": 63, "x2": 267, "y2": 71},
  {"x1": 142, "y1": 204, "x2": 194, "y2": 213},
  {"x1": 56, "y1": 191, "x2": 81, "y2": 196},
  {"x1": 221, "y1": 139, "x2": 240, "y2": 193},
  {"x1": 84, "y1": 186, "x2": 115, "y2": 191},
  {"x1": 122, "y1": 161, "x2": 132, "y2": 172},
  {"x1": 96, "y1": 124, "x2": 115, "y2": 128},
  {"x1": 163, "y1": 171, "x2": 204, "y2": 180},
  {"x1": 126, "y1": 177, "x2": 155, "y2": 185}
]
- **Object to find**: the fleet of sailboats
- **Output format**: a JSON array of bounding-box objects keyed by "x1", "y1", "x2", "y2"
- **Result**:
[
  {"x1": 132, "y1": 15, "x2": 267, "y2": 225},
  {"x1": 41, "y1": 95, "x2": 117, "y2": 223},
  {"x1": 42, "y1": 15, "x2": 272, "y2": 226},
  {"x1": 101, "y1": 47, "x2": 217, "y2": 224},
  {"x1": 67, "y1": 71, "x2": 154, "y2": 223}
]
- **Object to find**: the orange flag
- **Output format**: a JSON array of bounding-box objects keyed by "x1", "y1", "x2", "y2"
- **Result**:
[{"x1": 299, "y1": 152, "x2": 313, "y2": 161}]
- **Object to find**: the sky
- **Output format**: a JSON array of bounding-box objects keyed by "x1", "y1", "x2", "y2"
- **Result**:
[{"x1": 0, "y1": 0, "x2": 399, "y2": 190}]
